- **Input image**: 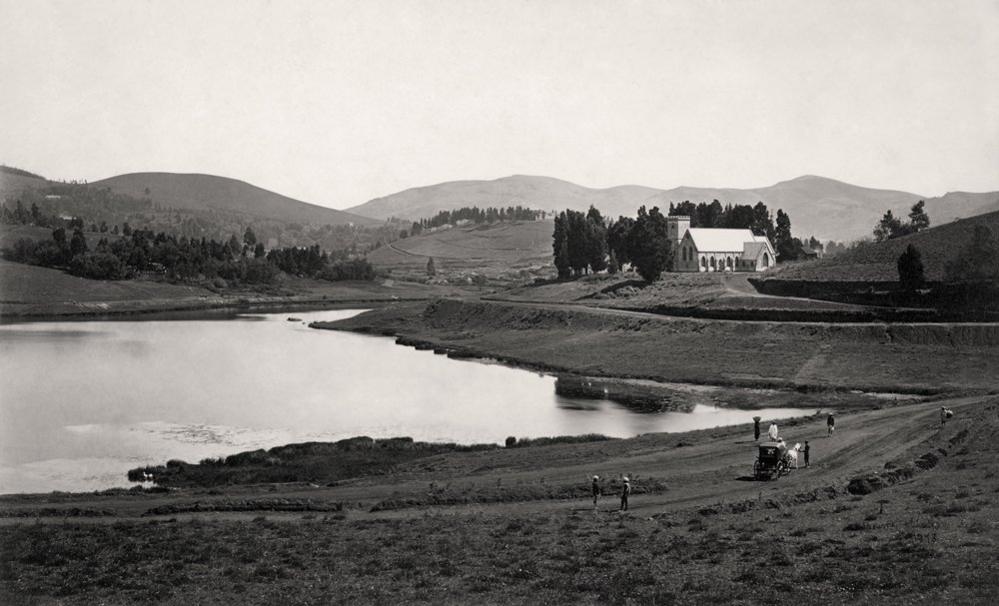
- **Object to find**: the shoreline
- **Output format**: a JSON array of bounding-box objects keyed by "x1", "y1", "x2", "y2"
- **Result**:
[{"x1": 0, "y1": 295, "x2": 428, "y2": 324}]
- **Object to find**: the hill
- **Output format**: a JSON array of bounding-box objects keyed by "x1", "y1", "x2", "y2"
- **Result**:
[
  {"x1": 768, "y1": 210, "x2": 999, "y2": 282},
  {"x1": 348, "y1": 175, "x2": 662, "y2": 225},
  {"x1": 93, "y1": 172, "x2": 378, "y2": 227},
  {"x1": 0, "y1": 166, "x2": 51, "y2": 198},
  {"x1": 348, "y1": 174, "x2": 998, "y2": 242},
  {"x1": 367, "y1": 220, "x2": 553, "y2": 281}
]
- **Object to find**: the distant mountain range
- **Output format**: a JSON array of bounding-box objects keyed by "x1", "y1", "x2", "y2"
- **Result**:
[
  {"x1": 3, "y1": 166, "x2": 996, "y2": 242},
  {"x1": 348, "y1": 174, "x2": 999, "y2": 242}
]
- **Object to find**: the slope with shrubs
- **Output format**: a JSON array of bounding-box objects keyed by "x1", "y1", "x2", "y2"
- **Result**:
[{"x1": 767, "y1": 210, "x2": 999, "y2": 282}]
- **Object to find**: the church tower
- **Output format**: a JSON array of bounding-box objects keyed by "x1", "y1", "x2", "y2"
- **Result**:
[{"x1": 667, "y1": 215, "x2": 690, "y2": 247}]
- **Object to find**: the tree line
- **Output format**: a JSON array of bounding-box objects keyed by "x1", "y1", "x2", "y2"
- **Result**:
[
  {"x1": 405, "y1": 205, "x2": 544, "y2": 237},
  {"x1": 553, "y1": 201, "x2": 803, "y2": 282},
  {"x1": 2, "y1": 224, "x2": 375, "y2": 284},
  {"x1": 874, "y1": 200, "x2": 931, "y2": 242}
]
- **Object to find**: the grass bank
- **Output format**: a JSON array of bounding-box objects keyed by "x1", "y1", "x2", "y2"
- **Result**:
[{"x1": 315, "y1": 299, "x2": 999, "y2": 394}]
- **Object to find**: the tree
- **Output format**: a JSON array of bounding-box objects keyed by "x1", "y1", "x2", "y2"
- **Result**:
[
  {"x1": 552, "y1": 212, "x2": 571, "y2": 279},
  {"x1": 873, "y1": 210, "x2": 904, "y2": 242},
  {"x1": 253, "y1": 242, "x2": 265, "y2": 258},
  {"x1": 122, "y1": 222, "x2": 132, "y2": 236},
  {"x1": 565, "y1": 210, "x2": 589, "y2": 275},
  {"x1": 750, "y1": 202, "x2": 774, "y2": 239},
  {"x1": 607, "y1": 217, "x2": 634, "y2": 268},
  {"x1": 897, "y1": 244, "x2": 925, "y2": 292},
  {"x1": 908, "y1": 200, "x2": 930, "y2": 233},
  {"x1": 627, "y1": 206, "x2": 671, "y2": 282},
  {"x1": 426, "y1": 256, "x2": 436, "y2": 277},
  {"x1": 608, "y1": 250, "x2": 620, "y2": 274},
  {"x1": 243, "y1": 227, "x2": 257, "y2": 247},
  {"x1": 585, "y1": 206, "x2": 607, "y2": 273},
  {"x1": 773, "y1": 209, "x2": 798, "y2": 261},
  {"x1": 70, "y1": 228, "x2": 88, "y2": 257}
]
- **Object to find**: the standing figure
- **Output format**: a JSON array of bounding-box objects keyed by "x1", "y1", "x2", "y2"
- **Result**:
[
  {"x1": 827, "y1": 413, "x2": 835, "y2": 436},
  {"x1": 804, "y1": 441, "x2": 810, "y2": 467},
  {"x1": 768, "y1": 423, "x2": 779, "y2": 442},
  {"x1": 753, "y1": 416, "x2": 761, "y2": 441},
  {"x1": 620, "y1": 477, "x2": 631, "y2": 512},
  {"x1": 591, "y1": 475, "x2": 600, "y2": 507},
  {"x1": 940, "y1": 407, "x2": 947, "y2": 426}
]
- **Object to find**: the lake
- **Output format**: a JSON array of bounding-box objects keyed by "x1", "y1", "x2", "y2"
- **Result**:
[{"x1": 0, "y1": 309, "x2": 816, "y2": 494}]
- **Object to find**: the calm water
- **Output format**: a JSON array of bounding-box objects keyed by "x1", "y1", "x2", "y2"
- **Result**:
[{"x1": 0, "y1": 309, "x2": 815, "y2": 494}]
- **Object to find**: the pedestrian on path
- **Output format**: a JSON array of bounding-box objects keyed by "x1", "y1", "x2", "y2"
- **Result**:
[
  {"x1": 827, "y1": 413, "x2": 835, "y2": 436},
  {"x1": 804, "y1": 441, "x2": 810, "y2": 467},
  {"x1": 753, "y1": 416, "x2": 761, "y2": 441},
  {"x1": 620, "y1": 477, "x2": 631, "y2": 512},
  {"x1": 591, "y1": 476, "x2": 600, "y2": 507}
]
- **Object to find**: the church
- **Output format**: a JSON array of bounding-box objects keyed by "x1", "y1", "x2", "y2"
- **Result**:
[{"x1": 667, "y1": 215, "x2": 776, "y2": 272}]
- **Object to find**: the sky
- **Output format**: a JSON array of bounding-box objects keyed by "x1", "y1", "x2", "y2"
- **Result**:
[{"x1": 1, "y1": 0, "x2": 997, "y2": 209}]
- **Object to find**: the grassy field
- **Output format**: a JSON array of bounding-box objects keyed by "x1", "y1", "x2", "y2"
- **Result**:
[
  {"x1": 320, "y1": 299, "x2": 999, "y2": 393},
  {"x1": 1, "y1": 396, "x2": 996, "y2": 605},
  {"x1": 0, "y1": 259, "x2": 467, "y2": 319},
  {"x1": 367, "y1": 220, "x2": 553, "y2": 282}
]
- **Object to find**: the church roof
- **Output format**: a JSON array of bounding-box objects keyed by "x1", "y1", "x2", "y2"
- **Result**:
[
  {"x1": 686, "y1": 228, "x2": 769, "y2": 253},
  {"x1": 742, "y1": 241, "x2": 769, "y2": 260}
]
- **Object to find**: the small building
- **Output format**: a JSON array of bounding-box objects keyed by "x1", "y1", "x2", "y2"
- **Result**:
[{"x1": 667, "y1": 215, "x2": 776, "y2": 272}]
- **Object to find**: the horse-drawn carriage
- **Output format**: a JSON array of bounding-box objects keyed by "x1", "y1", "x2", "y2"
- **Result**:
[{"x1": 754, "y1": 442, "x2": 791, "y2": 480}]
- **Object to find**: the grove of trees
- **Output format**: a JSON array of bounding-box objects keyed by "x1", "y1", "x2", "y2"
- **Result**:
[
  {"x1": 3, "y1": 226, "x2": 375, "y2": 284},
  {"x1": 874, "y1": 200, "x2": 931, "y2": 242},
  {"x1": 410, "y1": 205, "x2": 544, "y2": 236}
]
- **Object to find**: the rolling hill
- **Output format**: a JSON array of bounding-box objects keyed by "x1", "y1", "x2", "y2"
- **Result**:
[
  {"x1": 93, "y1": 172, "x2": 379, "y2": 226},
  {"x1": 768, "y1": 210, "x2": 999, "y2": 282},
  {"x1": 0, "y1": 166, "x2": 52, "y2": 198},
  {"x1": 348, "y1": 174, "x2": 998, "y2": 242},
  {"x1": 367, "y1": 220, "x2": 553, "y2": 279}
]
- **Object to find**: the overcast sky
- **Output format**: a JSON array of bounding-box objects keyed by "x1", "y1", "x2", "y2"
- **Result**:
[{"x1": 2, "y1": 0, "x2": 997, "y2": 208}]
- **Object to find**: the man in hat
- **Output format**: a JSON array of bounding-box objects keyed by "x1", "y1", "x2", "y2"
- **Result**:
[
  {"x1": 620, "y1": 477, "x2": 631, "y2": 512},
  {"x1": 803, "y1": 441, "x2": 810, "y2": 468},
  {"x1": 591, "y1": 475, "x2": 600, "y2": 507},
  {"x1": 753, "y1": 416, "x2": 761, "y2": 441}
]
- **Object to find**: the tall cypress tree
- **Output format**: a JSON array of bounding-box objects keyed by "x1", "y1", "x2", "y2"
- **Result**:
[{"x1": 552, "y1": 212, "x2": 571, "y2": 279}]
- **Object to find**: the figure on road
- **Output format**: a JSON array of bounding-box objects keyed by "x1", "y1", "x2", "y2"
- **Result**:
[
  {"x1": 827, "y1": 413, "x2": 835, "y2": 436},
  {"x1": 620, "y1": 477, "x2": 631, "y2": 512},
  {"x1": 591, "y1": 475, "x2": 600, "y2": 507}
]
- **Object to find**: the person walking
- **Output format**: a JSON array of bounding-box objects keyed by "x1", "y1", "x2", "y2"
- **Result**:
[
  {"x1": 803, "y1": 441, "x2": 810, "y2": 467},
  {"x1": 827, "y1": 413, "x2": 835, "y2": 436},
  {"x1": 753, "y1": 416, "x2": 761, "y2": 441},
  {"x1": 940, "y1": 407, "x2": 947, "y2": 426},
  {"x1": 591, "y1": 475, "x2": 600, "y2": 507},
  {"x1": 620, "y1": 477, "x2": 631, "y2": 512}
]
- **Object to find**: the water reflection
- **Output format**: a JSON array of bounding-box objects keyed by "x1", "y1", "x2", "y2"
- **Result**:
[{"x1": 0, "y1": 309, "x2": 816, "y2": 493}]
